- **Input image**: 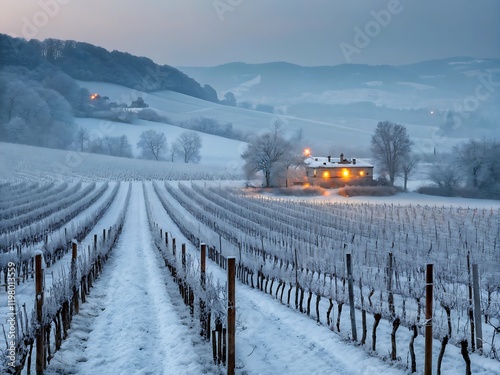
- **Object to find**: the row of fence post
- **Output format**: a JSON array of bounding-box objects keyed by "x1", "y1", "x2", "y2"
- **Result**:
[
  {"x1": 34, "y1": 229, "x2": 110, "y2": 375},
  {"x1": 159, "y1": 227, "x2": 236, "y2": 375},
  {"x1": 35, "y1": 229, "x2": 483, "y2": 375}
]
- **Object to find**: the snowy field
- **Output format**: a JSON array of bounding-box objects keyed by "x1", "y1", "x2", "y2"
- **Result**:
[{"x1": 1, "y1": 144, "x2": 499, "y2": 375}]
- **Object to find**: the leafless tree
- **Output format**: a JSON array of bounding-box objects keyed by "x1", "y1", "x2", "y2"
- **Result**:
[
  {"x1": 241, "y1": 123, "x2": 292, "y2": 187},
  {"x1": 371, "y1": 121, "x2": 413, "y2": 186},
  {"x1": 454, "y1": 139, "x2": 498, "y2": 188},
  {"x1": 176, "y1": 131, "x2": 202, "y2": 163},
  {"x1": 168, "y1": 142, "x2": 182, "y2": 162},
  {"x1": 428, "y1": 161, "x2": 461, "y2": 193},
  {"x1": 116, "y1": 135, "x2": 133, "y2": 158},
  {"x1": 401, "y1": 154, "x2": 419, "y2": 191},
  {"x1": 137, "y1": 129, "x2": 167, "y2": 160},
  {"x1": 76, "y1": 127, "x2": 90, "y2": 152}
]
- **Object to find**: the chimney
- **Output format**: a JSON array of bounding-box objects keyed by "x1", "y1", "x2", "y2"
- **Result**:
[
  {"x1": 353, "y1": 158, "x2": 356, "y2": 165},
  {"x1": 328, "y1": 155, "x2": 331, "y2": 162},
  {"x1": 340, "y1": 153, "x2": 344, "y2": 162}
]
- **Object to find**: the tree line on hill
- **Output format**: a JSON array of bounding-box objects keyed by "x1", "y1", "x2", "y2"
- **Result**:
[
  {"x1": 0, "y1": 34, "x2": 219, "y2": 103},
  {"x1": 75, "y1": 126, "x2": 203, "y2": 163},
  {"x1": 0, "y1": 64, "x2": 204, "y2": 163}
]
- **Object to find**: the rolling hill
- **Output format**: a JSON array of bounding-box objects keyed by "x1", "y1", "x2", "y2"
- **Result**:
[
  {"x1": 179, "y1": 58, "x2": 500, "y2": 138},
  {"x1": 77, "y1": 81, "x2": 464, "y2": 157}
]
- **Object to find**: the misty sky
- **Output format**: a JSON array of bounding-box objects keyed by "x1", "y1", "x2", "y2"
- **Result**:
[{"x1": 1, "y1": 0, "x2": 499, "y2": 67}]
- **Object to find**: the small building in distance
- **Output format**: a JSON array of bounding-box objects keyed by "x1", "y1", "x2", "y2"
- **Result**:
[{"x1": 302, "y1": 153, "x2": 374, "y2": 188}]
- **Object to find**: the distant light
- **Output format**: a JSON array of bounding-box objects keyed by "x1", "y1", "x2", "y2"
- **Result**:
[
  {"x1": 430, "y1": 110, "x2": 435, "y2": 115},
  {"x1": 304, "y1": 148, "x2": 311, "y2": 157},
  {"x1": 322, "y1": 171, "x2": 330, "y2": 178},
  {"x1": 342, "y1": 168, "x2": 349, "y2": 177},
  {"x1": 359, "y1": 171, "x2": 365, "y2": 176}
]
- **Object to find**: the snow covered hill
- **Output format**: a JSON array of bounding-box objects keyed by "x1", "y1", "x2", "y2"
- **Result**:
[{"x1": 77, "y1": 81, "x2": 463, "y2": 155}]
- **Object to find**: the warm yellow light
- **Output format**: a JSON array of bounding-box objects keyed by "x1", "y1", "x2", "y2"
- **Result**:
[
  {"x1": 359, "y1": 171, "x2": 365, "y2": 176},
  {"x1": 304, "y1": 148, "x2": 311, "y2": 156},
  {"x1": 342, "y1": 168, "x2": 349, "y2": 177},
  {"x1": 322, "y1": 171, "x2": 330, "y2": 178}
]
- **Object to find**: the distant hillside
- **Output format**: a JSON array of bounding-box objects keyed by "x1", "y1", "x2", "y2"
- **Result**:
[
  {"x1": 179, "y1": 58, "x2": 500, "y2": 136},
  {"x1": 179, "y1": 58, "x2": 500, "y2": 100},
  {"x1": 0, "y1": 34, "x2": 219, "y2": 103}
]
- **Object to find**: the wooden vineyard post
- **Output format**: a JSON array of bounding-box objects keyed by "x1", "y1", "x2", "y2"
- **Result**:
[
  {"x1": 35, "y1": 253, "x2": 44, "y2": 375},
  {"x1": 72, "y1": 242, "x2": 79, "y2": 314},
  {"x1": 425, "y1": 264, "x2": 433, "y2": 375},
  {"x1": 102, "y1": 228, "x2": 106, "y2": 243},
  {"x1": 200, "y1": 243, "x2": 207, "y2": 339},
  {"x1": 227, "y1": 257, "x2": 236, "y2": 375},
  {"x1": 173, "y1": 238, "x2": 176, "y2": 257},
  {"x1": 182, "y1": 244, "x2": 186, "y2": 269},
  {"x1": 467, "y1": 252, "x2": 475, "y2": 351},
  {"x1": 472, "y1": 264, "x2": 483, "y2": 351},
  {"x1": 165, "y1": 232, "x2": 169, "y2": 248},
  {"x1": 346, "y1": 253, "x2": 357, "y2": 341},
  {"x1": 387, "y1": 252, "x2": 395, "y2": 317}
]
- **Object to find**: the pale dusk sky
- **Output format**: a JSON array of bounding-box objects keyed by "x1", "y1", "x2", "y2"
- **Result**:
[{"x1": 1, "y1": 0, "x2": 499, "y2": 67}]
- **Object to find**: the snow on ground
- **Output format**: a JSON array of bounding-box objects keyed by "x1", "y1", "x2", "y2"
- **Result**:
[
  {"x1": 47, "y1": 183, "x2": 217, "y2": 375},
  {"x1": 75, "y1": 117, "x2": 247, "y2": 168},
  {"x1": 1, "y1": 145, "x2": 499, "y2": 374},
  {"x1": 151, "y1": 181, "x2": 500, "y2": 375},
  {"x1": 77, "y1": 81, "x2": 462, "y2": 154},
  {"x1": 283, "y1": 190, "x2": 500, "y2": 210},
  {"x1": 0, "y1": 142, "x2": 240, "y2": 181},
  {"x1": 0, "y1": 182, "x2": 118, "y2": 326},
  {"x1": 144, "y1": 182, "x2": 407, "y2": 375}
]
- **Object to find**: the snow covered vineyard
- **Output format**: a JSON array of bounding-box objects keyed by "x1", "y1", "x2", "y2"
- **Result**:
[{"x1": 1, "y1": 169, "x2": 500, "y2": 373}]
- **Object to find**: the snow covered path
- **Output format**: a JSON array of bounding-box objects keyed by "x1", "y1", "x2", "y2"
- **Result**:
[
  {"x1": 145, "y1": 182, "x2": 406, "y2": 375},
  {"x1": 47, "y1": 183, "x2": 211, "y2": 375}
]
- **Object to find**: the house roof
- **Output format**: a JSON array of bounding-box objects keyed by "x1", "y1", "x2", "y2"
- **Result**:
[{"x1": 304, "y1": 156, "x2": 373, "y2": 168}]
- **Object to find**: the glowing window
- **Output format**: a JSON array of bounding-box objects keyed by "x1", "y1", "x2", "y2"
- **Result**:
[{"x1": 342, "y1": 168, "x2": 349, "y2": 177}]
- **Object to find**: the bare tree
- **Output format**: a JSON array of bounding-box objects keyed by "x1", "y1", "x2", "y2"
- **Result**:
[
  {"x1": 371, "y1": 121, "x2": 413, "y2": 186},
  {"x1": 168, "y1": 142, "x2": 182, "y2": 162},
  {"x1": 241, "y1": 124, "x2": 292, "y2": 187},
  {"x1": 117, "y1": 135, "x2": 133, "y2": 158},
  {"x1": 137, "y1": 129, "x2": 167, "y2": 160},
  {"x1": 428, "y1": 161, "x2": 461, "y2": 193},
  {"x1": 401, "y1": 154, "x2": 419, "y2": 191},
  {"x1": 76, "y1": 127, "x2": 90, "y2": 152},
  {"x1": 176, "y1": 131, "x2": 202, "y2": 163},
  {"x1": 454, "y1": 139, "x2": 495, "y2": 189}
]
